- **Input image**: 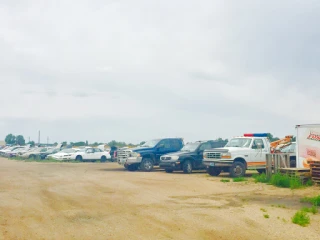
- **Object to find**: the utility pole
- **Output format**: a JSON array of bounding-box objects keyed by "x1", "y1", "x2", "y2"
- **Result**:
[
  {"x1": 47, "y1": 136, "x2": 49, "y2": 145},
  {"x1": 38, "y1": 131, "x2": 40, "y2": 145}
]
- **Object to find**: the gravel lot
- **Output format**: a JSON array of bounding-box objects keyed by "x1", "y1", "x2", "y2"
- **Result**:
[{"x1": 0, "y1": 157, "x2": 319, "y2": 240}]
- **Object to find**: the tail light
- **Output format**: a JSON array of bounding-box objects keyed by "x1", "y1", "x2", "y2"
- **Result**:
[{"x1": 114, "y1": 151, "x2": 117, "y2": 157}]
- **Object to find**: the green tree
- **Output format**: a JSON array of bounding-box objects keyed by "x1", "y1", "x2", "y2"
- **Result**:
[
  {"x1": 5, "y1": 134, "x2": 16, "y2": 145},
  {"x1": 16, "y1": 135, "x2": 25, "y2": 145},
  {"x1": 140, "y1": 141, "x2": 146, "y2": 145},
  {"x1": 267, "y1": 133, "x2": 280, "y2": 142},
  {"x1": 27, "y1": 141, "x2": 35, "y2": 147}
]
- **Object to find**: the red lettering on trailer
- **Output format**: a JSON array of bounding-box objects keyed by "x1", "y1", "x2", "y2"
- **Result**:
[{"x1": 307, "y1": 132, "x2": 320, "y2": 142}]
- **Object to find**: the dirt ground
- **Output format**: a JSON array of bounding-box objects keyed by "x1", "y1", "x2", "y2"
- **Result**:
[{"x1": 0, "y1": 157, "x2": 320, "y2": 240}]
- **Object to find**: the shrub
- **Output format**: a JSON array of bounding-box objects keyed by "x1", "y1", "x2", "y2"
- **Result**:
[
  {"x1": 292, "y1": 211, "x2": 310, "y2": 227},
  {"x1": 253, "y1": 173, "x2": 268, "y2": 183},
  {"x1": 270, "y1": 173, "x2": 302, "y2": 189},
  {"x1": 264, "y1": 214, "x2": 269, "y2": 219}
]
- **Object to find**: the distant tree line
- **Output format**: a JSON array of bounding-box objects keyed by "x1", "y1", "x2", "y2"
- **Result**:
[{"x1": 4, "y1": 133, "x2": 296, "y2": 147}]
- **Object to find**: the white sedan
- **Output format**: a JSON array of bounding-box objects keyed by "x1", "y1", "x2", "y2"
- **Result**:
[
  {"x1": 70, "y1": 147, "x2": 111, "y2": 162},
  {"x1": 47, "y1": 148, "x2": 79, "y2": 161}
]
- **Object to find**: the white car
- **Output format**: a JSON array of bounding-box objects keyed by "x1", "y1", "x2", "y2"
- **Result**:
[
  {"x1": 70, "y1": 147, "x2": 111, "y2": 162},
  {"x1": 47, "y1": 148, "x2": 80, "y2": 161}
]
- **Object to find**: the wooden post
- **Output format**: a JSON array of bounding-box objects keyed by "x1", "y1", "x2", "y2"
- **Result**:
[{"x1": 266, "y1": 154, "x2": 272, "y2": 179}]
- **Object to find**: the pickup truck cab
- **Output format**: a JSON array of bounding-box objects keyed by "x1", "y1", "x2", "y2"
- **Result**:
[
  {"x1": 159, "y1": 140, "x2": 225, "y2": 174},
  {"x1": 203, "y1": 133, "x2": 271, "y2": 177},
  {"x1": 117, "y1": 138, "x2": 184, "y2": 172}
]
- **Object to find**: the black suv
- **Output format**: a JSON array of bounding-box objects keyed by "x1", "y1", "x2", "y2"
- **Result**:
[{"x1": 159, "y1": 140, "x2": 225, "y2": 174}]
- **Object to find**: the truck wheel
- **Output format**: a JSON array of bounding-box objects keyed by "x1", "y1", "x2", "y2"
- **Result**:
[
  {"x1": 230, "y1": 161, "x2": 246, "y2": 178},
  {"x1": 165, "y1": 169, "x2": 173, "y2": 173},
  {"x1": 207, "y1": 167, "x2": 221, "y2": 176},
  {"x1": 183, "y1": 160, "x2": 193, "y2": 174},
  {"x1": 100, "y1": 156, "x2": 107, "y2": 163},
  {"x1": 140, "y1": 158, "x2": 154, "y2": 172},
  {"x1": 257, "y1": 169, "x2": 266, "y2": 174},
  {"x1": 127, "y1": 164, "x2": 138, "y2": 171},
  {"x1": 76, "y1": 155, "x2": 83, "y2": 162}
]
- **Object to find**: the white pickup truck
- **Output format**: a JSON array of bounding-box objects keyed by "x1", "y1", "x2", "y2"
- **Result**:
[{"x1": 203, "y1": 133, "x2": 271, "y2": 177}]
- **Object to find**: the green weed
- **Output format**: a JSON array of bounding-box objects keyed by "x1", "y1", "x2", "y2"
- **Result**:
[
  {"x1": 292, "y1": 211, "x2": 310, "y2": 227},
  {"x1": 253, "y1": 173, "x2": 268, "y2": 183},
  {"x1": 233, "y1": 177, "x2": 248, "y2": 182},
  {"x1": 220, "y1": 179, "x2": 230, "y2": 183},
  {"x1": 301, "y1": 195, "x2": 320, "y2": 206},
  {"x1": 301, "y1": 206, "x2": 318, "y2": 214},
  {"x1": 260, "y1": 208, "x2": 267, "y2": 212},
  {"x1": 263, "y1": 214, "x2": 269, "y2": 219}
]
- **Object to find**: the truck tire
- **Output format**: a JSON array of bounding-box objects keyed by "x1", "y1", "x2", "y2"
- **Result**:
[
  {"x1": 183, "y1": 160, "x2": 193, "y2": 174},
  {"x1": 140, "y1": 158, "x2": 154, "y2": 172},
  {"x1": 100, "y1": 156, "x2": 107, "y2": 162},
  {"x1": 230, "y1": 161, "x2": 246, "y2": 178},
  {"x1": 207, "y1": 167, "x2": 221, "y2": 176},
  {"x1": 165, "y1": 169, "x2": 173, "y2": 173},
  {"x1": 127, "y1": 164, "x2": 138, "y2": 171}
]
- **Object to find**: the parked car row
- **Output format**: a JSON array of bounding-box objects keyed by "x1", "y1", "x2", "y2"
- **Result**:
[
  {"x1": 0, "y1": 145, "x2": 112, "y2": 162},
  {"x1": 116, "y1": 133, "x2": 296, "y2": 178}
]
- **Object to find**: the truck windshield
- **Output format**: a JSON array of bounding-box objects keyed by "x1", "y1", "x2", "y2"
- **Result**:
[
  {"x1": 181, "y1": 143, "x2": 200, "y2": 152},
  {"x1": 141, "y1": 139, "x2": 160, "y2": 148},
  {"x1": 225, "y1": 138, "x2": 252, "y2": 148}
]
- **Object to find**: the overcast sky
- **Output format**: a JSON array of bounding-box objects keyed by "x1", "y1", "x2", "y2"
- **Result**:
[{"x1": 0, "y1": 0, "x2": 319, "y2": 144}]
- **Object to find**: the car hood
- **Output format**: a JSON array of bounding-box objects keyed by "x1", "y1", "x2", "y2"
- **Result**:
[
  {"x1": 204, "y1": 147, "x2": 251, "y2": 153},
  {"x1": 130, "y1": 147, "x2": 154, "y2": 153}
]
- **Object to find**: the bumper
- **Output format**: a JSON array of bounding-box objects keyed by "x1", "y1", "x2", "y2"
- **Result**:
[
  {"x1": 118, "y1": 157, "x2": 142, "y2": 166},
  {"x1": 203, "y1": 159, "x2": 233, "y2": 167},
  {"x1": 52, "y1": 156, "x2": 72, "y2": 161},
  {"x1": 159, "y1": 161, "x2": 181, "y2": 170}
]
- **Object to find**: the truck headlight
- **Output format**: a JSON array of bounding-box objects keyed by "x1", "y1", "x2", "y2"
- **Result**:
[
  {"x1": 221, "y1": 153, "x2": 231, "y2": 159},
  {"x1": 170, "y1": 155, "x2": 179, "y2": 161},
  {"x1": 131, "y1": 152, "x2": 140, "y2": 157}
]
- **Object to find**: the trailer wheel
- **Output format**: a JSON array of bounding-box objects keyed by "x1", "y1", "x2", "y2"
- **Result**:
[
  {"x1": 230, "y1": 161, "x2": 246, "y2": 178},
  {"x1": 207, "y1": 167, "x2": 221, "y2": 176}
]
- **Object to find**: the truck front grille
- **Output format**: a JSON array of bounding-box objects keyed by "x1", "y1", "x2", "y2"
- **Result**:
[
  {"x1": 206, "y1": 152, "x2": 221, "y2": 159},
  {"x1": 117, "y1": 150, "x2": 131, "y2": 161},
  {"x1": 161, "y1": 157, "x2": 171, "y2": 161}
]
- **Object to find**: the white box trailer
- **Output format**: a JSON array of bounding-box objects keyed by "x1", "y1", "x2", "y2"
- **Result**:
[{"x1": 296, "y1": 124, "x2": 320, "y2": 168}]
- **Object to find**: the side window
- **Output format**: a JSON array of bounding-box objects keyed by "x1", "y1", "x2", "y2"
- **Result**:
[
  {"x1": 94, "y1": 148, "x2": 102, "y2": 152},
  {"x1": 86, "y1": 148, "x2": 94, "y2": 153},
  {"x1": 158, "y1": 139, "x2": 171, "y2": 149},
  {"x1": 252, "y1": 139, "x2": 265, "y2": 149},
  {"x1": 199, "y1": 142, "x2": 211, "y2": 151},
  {"x1": 171, "y1": 139, "x2": 181, "y2": 149}
]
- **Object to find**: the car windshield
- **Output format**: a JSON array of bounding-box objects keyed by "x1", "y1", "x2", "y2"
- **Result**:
[
  {"x1": 181, "y1": 143, "x2": 200, "y2": 152},
  {"x1": 225, "y1": 138, "x2": 252, "y2": 148},
  {"x1": 140, "y1": 139, "x2": 160, "y2": 148}
]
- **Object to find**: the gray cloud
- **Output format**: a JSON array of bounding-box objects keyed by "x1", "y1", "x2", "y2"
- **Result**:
[{"x1": 0, "y1": 0, "x2": 319, "y2": 143}]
